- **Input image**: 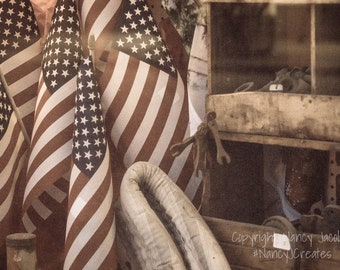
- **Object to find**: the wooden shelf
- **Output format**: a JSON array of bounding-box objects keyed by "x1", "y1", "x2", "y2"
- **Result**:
[{"x1": 205, "y1": 0, "x2": 340, "y2": 149}]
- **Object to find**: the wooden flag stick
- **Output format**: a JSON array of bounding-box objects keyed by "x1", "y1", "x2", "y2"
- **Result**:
[
  {"x1": 0, "y1": 68, "x2": 31, "y2": 143},
  {"x1": 88, "y1": 34, "x2": 96, "y2": 68}
]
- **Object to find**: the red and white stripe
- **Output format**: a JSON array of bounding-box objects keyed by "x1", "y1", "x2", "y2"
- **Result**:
[
  {"x1": 1, "y1": 42, "x2": 42, "y2": 137},
  {"x1": 99, "y1": 50, "x2": 196, "y2": 198},
  {"x1": 78, "y1": 0, "x2": 122, "y2": 64},
  {"x1": 64, "y1": 149, "x2": 115, "y2": 269},
  {"x1": 22, "y1": 73, "x2": 75, "y2": 232},
  {"x1": 22, "y1": 0, "x2": 81, "y2": 232},
  {"x1": 0, "y1": 111, "x2": 27, "y2": 239},
  {"x1": 64, "y1": 56, "x2": 116, "y2": 269}
]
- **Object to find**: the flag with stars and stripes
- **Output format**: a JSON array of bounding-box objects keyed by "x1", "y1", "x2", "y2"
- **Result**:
[
  {"x1": 22, "y1": 0, "x2": 81, "y2": 268},
  {"x1": 97, "y1": 0, "x2": 199, "y2": 200},
  {"x1": 78, "y1": 0, "x2": 122, "y2": 68},
  {"x1": 64, "y1": 55, "x2": 116, "y2": 270},
  {"x1": 0, "y1": 0, "x2": 42, "y2": 137},
  {"x1": 0, "y1": 75, "x2": 28, "y2": 261}
]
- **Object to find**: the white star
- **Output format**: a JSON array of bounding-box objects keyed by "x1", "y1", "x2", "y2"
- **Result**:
[
  {"x1": 121, "y1": 25, "x2": 128, "y2": 33},
  {"x1": 131, "y1": 45, "x2": 138, "y2": 53},
  {"x1": 125, "y1": 11, "x2": 133, "y2": 19},
  {"x1": 145, "y1": 28, "x2": 151, "y2": 35},
  {"x1": 63, "y1": 59, "x2": 70, "y2": 67},
  {"x1": 86, "y1": 162, "x2": 94, "y2": 171},
  {"x1": 92, "y1": 115, "x2": 99, "y2": 123},
  {"x1": 53, "y1": 58, "x2": 60, "y2": 66},
  {"x1": 126, "y1": 35, "x2": 133, "y2": 43},
  {"x1": 85, "y1": 68, "x2": 93, "y2": 77},
  {"x1": 88, "y1": 92, "x2": 96, "y2": 100},
  {"x1": 145, "y1": 51, "x2": 152, "y2": 59},
  {"x1": 52, "y1": 70, "x2": 58, "y2": 77},
  {"x1": 75, "y1": 152, "x2": 81, "y2": 160},
  {"x1": 4, "y1": 29, "x2": 10, "y2": 36},
  {"x1": 12, "y1": 42, "x2": 19, "y2": 49},
  {"x1": 24, "y1": 35, "x2": 31, "y2": 42},
  {"x1": 62, "y1": 70, "x2": 69, "y2": 77},
  {"x1": 94, "y1": 138, "x2": 101, "y2": 146},
  {"x1": 65, "y1": 38, "x2": 72, "y2": 45},
  {"x1": 66, "y1": 27, "x2": 73, "y2": 35},
  {"x1": 58, "y1": 15, "x2": 64, "y2": 23},
  {"x1": 78, "y1": 93, "x2": 85, "y2": 101},
  {"x1": 0, "y1": 50, "x2": 6, "y2": 57},
  {"x1": 79, "y1": 105, "x2": 86, "y2": 113},
  {"x1": 134, "y1": 7, "x2": 141, "y2": 16},
  {"x1": 69, "y1": 5, "x2": 76, "y2": 13},
  {"x1": 5, "y1": 19, "x2": 12, "y2": 26},
  {"x1": 149, "y1": 38, "x2": 155, "y2": 45},
  {"x1": 84, "y1": 151, "x2": 92, "y2": 159},
  {"x1": 55, "y1": 37, "x2": 62, "y2": 44},
  {"x1": 90, "y1": 103, "x2": 97, "y2": 111},
  {"x1": 16, "y1": 21, "x2": 23, "y2": 29},
  {"x1": 18, "y1": 11, "x2": 24, "y2": 18},
  {"x1": 130, "y1": 21, "x2": 137, "y2": 30},
  {"x1": 84, "y1": 57, "x2": 91, "y2": 66},
  {"x1": 154, "y1": 48, "x2": 160, "y2": 55},
  {"x1": 96, "y1": 150, "x2": 103, "y2": 158},
  {"x1": 87, "y1": 80, "x2": 95, "y2": 89},
  {"x1": 51, "y1": 80, "x2": 57, "y2": 87},
  {"x1": 83, "y1": 139, "x2": 91, "y2": 147},
  {"x1": 64, "y1": 48, "x2": 71, "y2": 56},
  {"x1": 67, "y1": 16, "x2": 75, "y2": 24},
  {"x1": 139, "y1": 18, "x2": 146, "y2": 25},
  {"x1": 140, "y1": 41, "x2": 147, "y2": 49},
  {"x1": 159, "y1": 58, "x2": 165, "y2": 66},
  {"x1": 81, "y1": 117, "x2": 88, "y2": 125},
  {"x1": 117, "y1": 39, "x2": 124, "y2": 47}
]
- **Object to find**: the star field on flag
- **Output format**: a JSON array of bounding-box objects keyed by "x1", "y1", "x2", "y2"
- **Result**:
[
  {"x1": 73, "y1": 56, "x2": 107, "y2": 177},
  {"x1": 112, "y1": 0, "x2": 176, "y2": 76}
]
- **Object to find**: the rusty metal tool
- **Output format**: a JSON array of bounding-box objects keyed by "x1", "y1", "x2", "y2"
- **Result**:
[{"x1": 206, "y1": 111, "x2": 231, "y2": 166}]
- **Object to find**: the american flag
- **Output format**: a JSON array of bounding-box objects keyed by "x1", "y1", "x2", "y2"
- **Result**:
[
  {"x1": 64, "y1": 55, "x2": 116, "y2": 269},
  {"x1": 96, "y1": 0, "x2": 200, "y2": 200},
  {"x1": 78, "y1": 0, "x2": 122, "y2": 67},
  {"x1": 0, "y1": 75, "x2": 28, "y2": 255},
  {"x1": 22, "y1": 2, "x2": 81, "y2": 267},
  {"x1": 0, "y1": 0, "x2": 42, "y2": 137}
]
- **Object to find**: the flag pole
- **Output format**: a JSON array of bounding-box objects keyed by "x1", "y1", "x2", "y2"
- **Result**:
[
  {"x1": 88, "y1": 34, "x2": 96, "y2": 68},
  {"x1": 0, "y1": 68, "x2": 31, "y2": 143}
]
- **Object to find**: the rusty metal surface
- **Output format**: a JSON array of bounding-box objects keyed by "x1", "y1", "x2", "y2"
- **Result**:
[
  {"x1": 328, "y1": 151, "x2": 340, "y2": 205},
  {"x1": 284, "y1": 148, "x2": 328, "y2": 214}
]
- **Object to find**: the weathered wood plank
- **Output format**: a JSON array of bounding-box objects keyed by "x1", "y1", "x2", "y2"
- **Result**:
[{"x1": 207, "y1": 92, "x2": 340, "y2": 149}]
